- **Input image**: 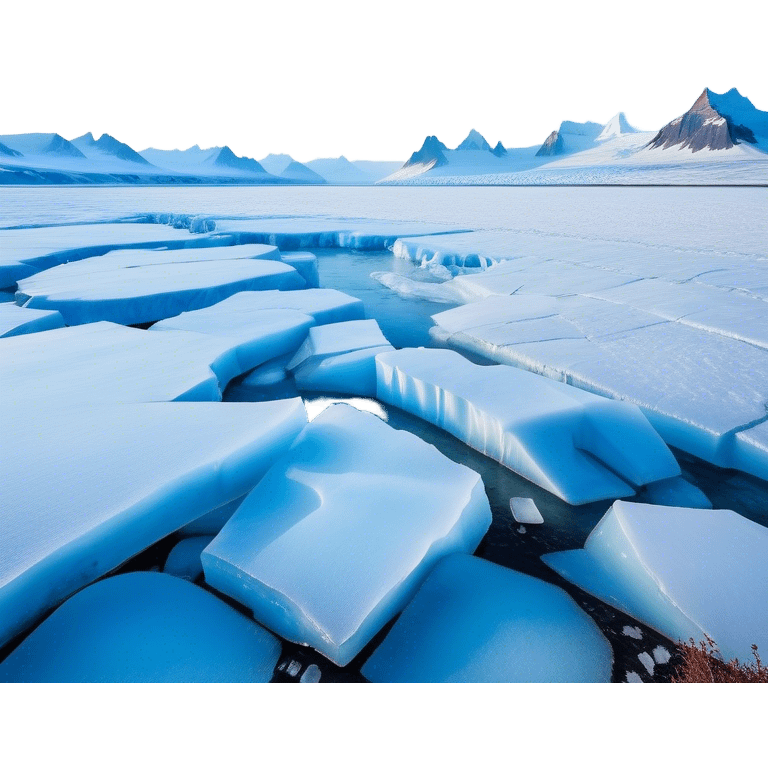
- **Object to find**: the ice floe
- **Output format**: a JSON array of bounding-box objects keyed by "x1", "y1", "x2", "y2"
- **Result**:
[
  {"x1": 0, "y1": 399, "x2": 306, "y2": 648},
  {"x1": 361, "y1": 554, "x2": 612, "y2": 683},
  {"x1": 543, "y1": 500, "x2": 768, "y2": 663},
  {"x1": 0, "y1": 573, "x2": 281, "y2": 682},
  {"x1": 16, "y1": 253, "x2": 305, "y2": 326},
  {"x1": 509, "y1": 497, "x2": 544, "y2": 524},
  {"x1": 375, "y1": 348, "x2": 680, "y2": 505},
  {"x1": 164, "y1": 536, "x2": 214, "y2": 581},
  {"x1": 201, "y1": 405, "x2": 491, "y2": 666}
]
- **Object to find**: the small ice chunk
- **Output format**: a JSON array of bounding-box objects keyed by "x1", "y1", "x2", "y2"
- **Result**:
[
  {"x1": 300, "y1": 664, "x2": 322, "y2": 683},
  {"x1": 510, "y1": 497, "x2": 544, "y2": 524},
  {"x1": 163, "y1": 536, "x2": 214, "y2": 581},
  {"x1": 626, "y1": 671, "x2": 644, "y2": 683},
  {"x1": 623, "y1": 626, "x2": 643, "y2": 640},
  {"x1": 286, "y1": 660, "x2": 302, "y2": 677},
  {"x1": 0, "y1": 572, "x2": 281, "y2": 682},
  {"x1": 293, "y1": 345, "x2": 393, "y2": 397},
  {"x1": 202, "y1": 405, "x2": 491, "y2": 666},
  {"x1": 642, "y1": 476, "x2": 712, "y2": 509},
  {"x1": 280, "y1": 252, "x2": 319, "y2": 289},
  {"x1": 653, "y1": 646, "x2": 672, "y2": 665},
  {"x1": 638, "y1": 652, "x2": 655, "y2": 675},
  {"x1": 517, "y1": 525, "x2": 527, "y2": 534},
  {"x1": 287, "y1": 319, "x2": 391, "y2": 371}
]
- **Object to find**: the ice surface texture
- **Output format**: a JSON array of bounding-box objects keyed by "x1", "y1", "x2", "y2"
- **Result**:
[
  {"x1": 202, "y1": 405, "x2": 492, "y2": 666},
  {"x1": 16, "y1": 249, "x2": 305, "y2": 326},
  {"x1": 0, "y1": 303, "x2": 64, "y2": 337},
  {"x1": 376, "y1": 348, "x2": 680, "y2": 505},
  {"x1": 0, "y1": 573, "x2": 281, "y2": 682},
  {"x1": 0, "y1": 400, "x2": 306, "y2": 649},
  {"x1": 542, "y1": 500, "x2": 768, "y2": 663},
  {"x1": 362, "y1": 554, "x2": 612, "y2": 682}
]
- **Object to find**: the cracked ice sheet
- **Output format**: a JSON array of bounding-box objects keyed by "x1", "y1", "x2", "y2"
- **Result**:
[
  {"x1": 0, "y1": 303, "x2": 64, "y2": 337},
  {"x1": 361, "y1": 554, "x2": 612, "y2": 683},
  {"x1": 0, "y1": 399, "x2": 306, "y2": 649},
  {"x1": 0, "y1": 573, "x2": 281, "y2": 682},
  {"x1": 16, "y1": 256, "x2": 305, "y2": 326},
  {"x1": 542, "y1": 500, "x2": 768, "y2": 664},
  {"x1": 201, "y1": 405, "x2": 491, "y2": 666},
  {"x1": 432, "y1": 297, "x2": 768, "y2": 469},
  {"x1": 212, "y1": 217, "x2": 469, "y2": 251},
  {"x1": 2, "y1": 322, "x2": 252, "y2": 406},
  {"x1": 0, "y1": 222, "x2": 225, "y2": 288},
  {"x1": 375, "y1": 347, "x2": 679, "y2": 505}
]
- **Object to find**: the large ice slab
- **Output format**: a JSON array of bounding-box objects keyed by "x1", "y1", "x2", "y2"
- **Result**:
[
  {"x1": 376, "y1": 348, "x2": 680, "y2": 505},
  {"x1": 201, "y1": 405, "x2": 492, "y2": 666},
  {"x1": 152, "y1": 306, "x2": 316, "y2": 379},
  {"x1": 288, "y1": 319, "x2": 391, "y2": 370},
  {"x1": 3, "y1": 322, "x2": 253, "y2": 405},
  {"x1": 0, "y1": 303, "x2": 64, "y2": 337},
  {"x1": 0, "y1": 573, "x2": 281, "y2": 682},
  {"x1": 0, "y1": 399, "x2": 306, "y2": 649},
  {"x1": 543, "y1": 501, "x2": 768, "y2": 664},
  {"x1": 0, "y1": 222, "x2": 225, "y2": 288},
  {"x1": 16, "y1": 256, "x2": 305, "y2": 326},
  {"x1": 361, "y1": 554, "x2": 612, "y2": 682},
  {"x1": 432, "y1": 294, "x2": 768, "y2": 472}
]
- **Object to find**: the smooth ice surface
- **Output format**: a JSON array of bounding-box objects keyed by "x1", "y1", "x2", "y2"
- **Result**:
[
  {"x1": 431, "y1": 293, "x2": 768, "y2": 473},
  {"x1": 152, "y1": 306, "x2": 315, "y2": 378},
  {"x1": 0, "y1": 222, "x2": 224, "y2": 288},
  {"x1": 293, "y1": 345, "x2": 394, "y2": 397},
  {"x1": 543, "y1": 500, "x2": 768, "y2": 663},
  {"x1": 188, "y1": 288, "x2": 366, "y2": 326},
  {"x1": 0, "y1": 303, "x2": 64, "y2": 337},
  {"x1": 376, "y1": 348, "x2": 680, "y2": 505},
  {"x1": 361, "y1": 554, "x2": 612, "y2": 683},
  {"x1": 2, "y1": 322, "x2": 259, "y2": 405},
  {"x1": 279, "y1": 251, "x2": 319, "y2": 288},
  {"x1": 0, "y1": 573, "x2": 281, "y2": 682},
  {"x1": 16, "y1": 256, "x2": 304, "y2": 326},
  {"x1": 202, "y1": 405, "x2": 492, "y2": 666},
  {"x1": 177, "y1": 496, "x2": 245, "y2": 537},
  {"x1": 510, "y1": 497, "x2": 544, "y2": 524},
  {"x1": 641, "y1": 477, "x2": 712, "y2": 509},
  {"x1": 288, "y1": 319, "x2": 391, "y2": 370},
  {"x1": 164, "y1": 536, "x2": 214, "y2": 581},
  {"x1": 0, "y1": 399, "x2": 306, "y2": 649}
]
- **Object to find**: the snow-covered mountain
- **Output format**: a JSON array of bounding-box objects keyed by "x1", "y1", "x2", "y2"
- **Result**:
[
  {"x1": 0, "y1": 133, "x2": 85, "y2": 159},
  {"x1": 534, "y1": 120, "x2": 603, "y2": 157},
  {"x1": 259, "y1": 153, "x2": 326, "y2": 183},
  {"x1": 596, "y1": 113, "x2": 639, "y2": 142},
  {"x1": 648, "y1": 88, "x2": 768, "y2": 153},
  {"x1": 305, "y1": 156, "x2": 374, "y2": 185},
  {"x1": 456, "y1": 129, "x2": 492, "y2": 151},
  {"x1": 73, "y1": 133, "x2": 152, "y2": 166},
  {"x1": 139, "y1": 145, "x2": 279, "y2": 180}
]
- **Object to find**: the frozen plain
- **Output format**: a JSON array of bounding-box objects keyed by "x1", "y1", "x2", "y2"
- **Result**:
[{"x1": 1, "y1": 185, "x2": 767, "y2": 683}]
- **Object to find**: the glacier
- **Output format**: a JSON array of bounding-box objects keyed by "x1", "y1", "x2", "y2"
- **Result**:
[
  {"x1": 542, "y1": 501, "x2": 768, "y2": 664},
  {"x1": 375, "y1": 348, "x2": 680, "y2": 505},
  {"x1": 0, "y1": 399, "x2": 306, "y2": 649},
  {"x1": 0, "y1": 572, "x2": 281, "y2": 683},
  {"x1": 201, "y1": 405, "x2": 492, "y2": 666},
  {"x1": 361, "y1": 554, "x2": 613, "y2": 683}
]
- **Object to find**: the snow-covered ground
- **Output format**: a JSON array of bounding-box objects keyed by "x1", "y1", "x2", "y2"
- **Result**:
[{"x1": 1, "y1": 186, "x2": 766, "y2": 682}]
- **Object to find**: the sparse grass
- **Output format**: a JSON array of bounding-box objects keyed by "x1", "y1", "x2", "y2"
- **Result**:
[{"x1": 671, "y1": 636, "x2": 768, "y2": 683}]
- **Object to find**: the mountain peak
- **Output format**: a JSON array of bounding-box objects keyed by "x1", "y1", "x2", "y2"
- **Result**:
[
  {"x1": 403, "y1": 136, "x2": 448, "y2": 169},
  {"x1": 491, "y1": 141, "x2": 507, "y2": 157},
  {"x1": 535, "y1": 130, "x2": 564, "y2": 157},
  {"x1": 456, "y1": 129, "x2": 491, "y2": 151},
  {"x1": 597, "y1": 112, "x2": 639, "y2": 141}
]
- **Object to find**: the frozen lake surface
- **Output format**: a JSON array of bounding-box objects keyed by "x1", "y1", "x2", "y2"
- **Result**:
[{"x1": 2, "y1": 184, "x2": 767, "y2": 682}]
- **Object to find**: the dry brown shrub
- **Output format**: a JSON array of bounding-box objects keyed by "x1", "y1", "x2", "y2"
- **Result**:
[{"x1": 672, "y1": 636, "x2": 768, "y2": 683}]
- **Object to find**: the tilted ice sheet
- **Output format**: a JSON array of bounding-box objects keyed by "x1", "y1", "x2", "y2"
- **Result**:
[
  {"x1": 0, "y1": 303, "x2": 64, "y2": 337},
  {"x1": 279, "y1": 251, "x2": 319, "y2": 288},
  {"x1": 542, "y1": 501, "x2": 768, "y2": 663},
  {"x1": 16, "y1": 257, "x2": 305, "y2": 326},
  {"x1": 152, "y1": 307, "x2": 316, "y2": 379},
  {"x1": 288, "y1": 319, "x2": 391, "y2": 370},
  {"x1": 375, "y1": 348, "x2": 680, "y2": 505},
  {"x1": 361, "y1": 554, "x2": 612, "y2": 683},
  {"x1": 201, "y1": 405, "x2": 492, "y2": 666},
  {"x1": 212, "y1": 216, "x2": 470, "y2": 251},
  {"x1": 0, "y1": 572, "x2": 281, "y2": 682},
  {"x1": 0, "y1": 222, "x2": 226, "y2": 288},
  {"x1": 432, "y1": 295, "x2": 768, "y2": 470},
  {"x1": 0, "y1": 399, "x2": 307, "y2": 649},
  {"x1": 293, "y1": 345, "x2": 394, "y2": 397},
  {"x1": 2, "y1": 322, "x2": 252, "y2": 405},
  {"x1": 193, "y1": 288, "x2": 366, "y2": 326}
]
